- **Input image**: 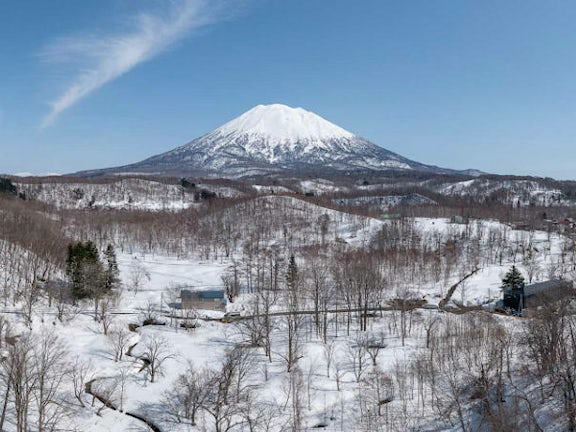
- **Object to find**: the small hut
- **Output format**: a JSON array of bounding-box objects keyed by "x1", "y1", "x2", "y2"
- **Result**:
[{"x1": 180, "y1": 289, "x2": 225, "y2": 310}]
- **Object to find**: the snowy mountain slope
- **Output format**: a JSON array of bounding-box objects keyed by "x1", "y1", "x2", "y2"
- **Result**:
[
  {"x1": 216, "y1": 103, "x2": 355, "y2": 142},
  {"x1": 429, "y1": 177, "x2": 568, "y2": 206},
  {"x1": 78, "y1": 104, "x2": 457, "y2": 177},
  {"x1": 335, "y1": 172, "x2": 576, "y2": 207},
  {"x1": 15, "y1": 178, "x2": 192, "y2": 210},
  {"x1": 14, "y1": 178, "x2": 247, "y2": 210},
  {"x1": 335, "y1": 193, "x2": 437, "y2": 210}
]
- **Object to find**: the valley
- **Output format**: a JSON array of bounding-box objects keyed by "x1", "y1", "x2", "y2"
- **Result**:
[{"x1": 1, "y1": 171, "x2": 576, "y2": 432}]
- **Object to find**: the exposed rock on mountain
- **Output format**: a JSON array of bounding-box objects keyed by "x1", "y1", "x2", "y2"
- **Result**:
[{"x1": 78, "y1": 104, "x2": 464, "y2": 177}]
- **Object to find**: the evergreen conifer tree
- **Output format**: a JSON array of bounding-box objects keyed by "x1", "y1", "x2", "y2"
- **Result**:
[
  {"x1": 501, "y1": 265, "x2": 525, "y2": 291},
  {"x1": 66, "y1": 241, "x2": 104, "y2": 300},
  {"x1": 103, "y1": 244, "x2": 120, "y2": 292},
  {"x1": 286, "y1": 255, "x2": 298, "y2": 292},
  {"x1": 0, "y1": 177, "x2": 16, "y2": 195}
]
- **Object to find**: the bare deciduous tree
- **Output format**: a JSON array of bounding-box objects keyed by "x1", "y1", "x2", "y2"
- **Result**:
[
  {"x1": 322, "y1": 340, "x2": 336, "y2": 378},
  {"x1": 162, "y1": 362, "x2": 209, "y2": 426},
  {"x1": 97, "y1": 295, "x2": 116, "y2": 335},
  {"x1": 140, "y1": 334, "x2": 174, "y2": 383},
  {"x1": 128, "y1": 257, "x2": 150, "y2": 294},
  {"x1": 70, "y1": 356, "x2": 93, "y2": 407},
  {"x1": 107, "y1": 325, "x2": 132, "y2": 362},
  {"x1": 348, "y1": 333, "x2": 369, "y2": 383},
  {"x1": 202, "y1": 346, "x2": 256, "y2": 432},
  {"x1": 33, "y1": 331, "x2": 68, "y2": 432}
]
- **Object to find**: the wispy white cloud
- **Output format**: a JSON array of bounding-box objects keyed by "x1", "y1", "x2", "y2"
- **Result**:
[{"x1": 40, "y1": 0, "x2": 238, "y2": 127}]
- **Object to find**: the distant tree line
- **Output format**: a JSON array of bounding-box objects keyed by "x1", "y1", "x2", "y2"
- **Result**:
[{"x1": 0, "y1": 177, "x2": 16, "y2": 195}]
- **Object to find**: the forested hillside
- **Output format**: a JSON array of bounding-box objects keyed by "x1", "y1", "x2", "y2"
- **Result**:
[{"x1": 1, "y1": 175, "x2": 576, "y2": 431}]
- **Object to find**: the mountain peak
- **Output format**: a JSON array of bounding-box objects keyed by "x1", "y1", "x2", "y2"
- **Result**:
[
  {"x1": 214, "y1": 104, "x2": 355, "y2": 142},
  {"x1": 77, "y1": 103, "x2": 460, "y2": 178}
]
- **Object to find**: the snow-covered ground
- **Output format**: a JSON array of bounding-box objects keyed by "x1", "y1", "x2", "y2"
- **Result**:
[
  {"x1": 34, "y1": 218, "x2": 569, "y2": 430},
  {"x1": 16, "y1": 178, "x2": 194, "y2": 210},
  {"x1": 1, "y1": 196, "x2": 575, "y2": 431},
  {"x1": 14, "y1": 178, "x2": 247, "y2": 210}
]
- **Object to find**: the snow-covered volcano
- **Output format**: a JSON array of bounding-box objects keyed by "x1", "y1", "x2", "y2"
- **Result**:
[
  {"x1": 216, "y1": 104, "x2": 354, "y2": 142},
  {"x1": 79, "y1": 104, "x2": 455, "y2": 177}
]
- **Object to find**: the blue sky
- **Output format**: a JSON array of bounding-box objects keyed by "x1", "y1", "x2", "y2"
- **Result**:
[{"x1": 1, "y1": 0, "x2": 576, "y2": 179}]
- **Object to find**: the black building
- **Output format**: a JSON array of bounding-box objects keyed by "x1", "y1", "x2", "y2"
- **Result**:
[{"x1": 503, "y1": 279, "x2": 574, "y2": 313}]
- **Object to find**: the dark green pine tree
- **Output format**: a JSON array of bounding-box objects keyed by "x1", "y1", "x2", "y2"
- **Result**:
[
  {"x1": 286, "y1": 254, "x2": 298, "y2": 292},
  {"x1": 66, "y1": 241, "x2": 104, "y2": 300},
  {"x1": 501, "y1": 265, "x2": 525, "y2": 291},
  {"x1": 103, "y1": 244, "x2": 120, "y2": 292},
  {"x1": 0, "y1": 177, "x2": 16, "y2": 195}
]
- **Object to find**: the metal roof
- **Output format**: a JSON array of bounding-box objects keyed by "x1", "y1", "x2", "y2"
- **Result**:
[
  {"x1": 524, "y1": 279, "x2": 571, "y2": 297},
  {"x1": 181, "y1": 289, "x2": 224, "y2": 300}
]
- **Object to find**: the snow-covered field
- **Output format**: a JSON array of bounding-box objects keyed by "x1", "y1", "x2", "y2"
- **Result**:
[
  {"x1": 1, "y1": 193, "x2": 576, "y2": 431},
  {"x1": 27, "y1": 253, "x2": 439, "y2": 432},
  {"x1": 45, "y1": 232, "x2": 568, "y2": 431}
]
